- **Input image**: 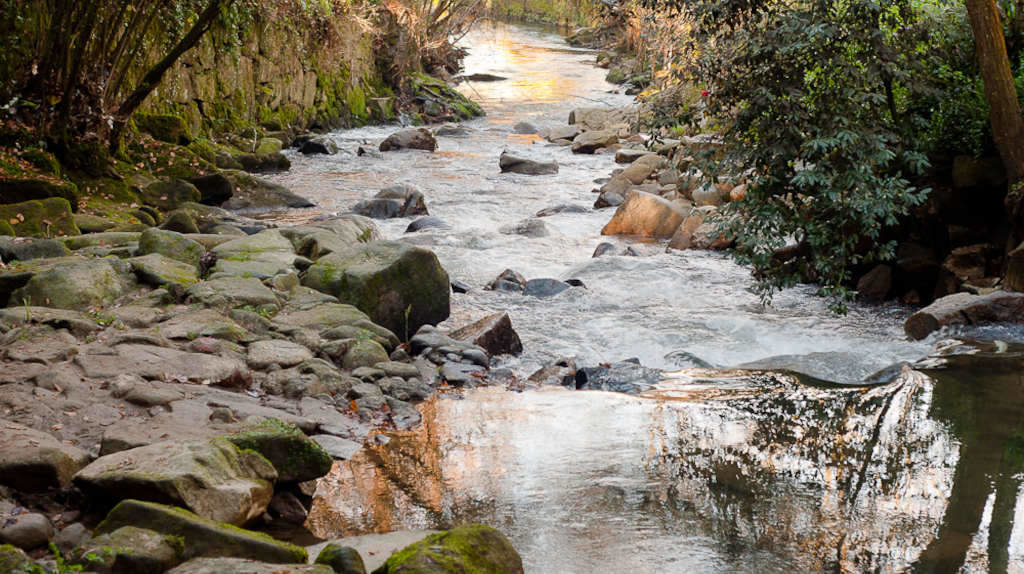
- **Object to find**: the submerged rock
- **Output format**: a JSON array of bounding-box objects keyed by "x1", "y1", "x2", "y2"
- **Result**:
[
  {"x1": 372, "y1": 524, "x2": 523, "y2": 574},
  {"x1": 405, "y1": 216, "x2": 450, "y2": 233},
  {"x1": 574, "y1": 359, "x2": 661, "y2": 394},
  {"x1": 300, "y1": 136, "x2": 339, "y2": 155},
  {"x1": 523, "y1": 278, "x2": 572, "y2": 298},
  {"x1": 499, "y1": 150, "x2": 558, "y2": 175}
]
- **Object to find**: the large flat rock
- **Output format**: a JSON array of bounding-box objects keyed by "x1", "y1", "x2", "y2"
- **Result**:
[
  {"x1": 905, "y1": 291, "x2": 1024, "y2": 340},
  {"x1": 0, "y1": 420, "x2": 90, "y2": 491},
  {"x1": 76, "y1": 344, "x2": 246, "y2": 383}
]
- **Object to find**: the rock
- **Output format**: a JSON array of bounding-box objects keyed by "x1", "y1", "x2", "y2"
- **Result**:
[
  {"x1": 142, "y1": 180, "x2": 203, "y2": 211},
  {"x1": 96, "y1": 500, "x2": 308, "y2": 563},
  {"x1": 12, "y1": 257, "x2": 131, "y2": 310},
  {"x1": 943, "y1": 243, "x2": 998, "y2": 281},
  {"x1": 302, "y1": 241, "x2": 450, "y2": 336},
  {"x1": 53, "y1": 523, "x2": 90, "y2": 554},
  {"x1": 0, "y1": 513, "x2": 53, "y2": 549},
  {"x1": 450, "y1": 312, "x2": 523, "y2": 356},
  {"x1": 512, "y1": 121, "x2": 539, "y2": 134},
  {"x1": 451, "y1": 280, "x2": 470, "y2": 293},
  {"x1": 569, "y1": 107, "x2": 639, "y2": 133},
  {"x1": 619, "y1": 154, "x2": 665, "y2": 185},
  {"x1": 372, "y1": 524, "x2": 523, "y2": 574},
  {"x1": 139, "y1": 228, "x2": 205, "y2": 266},
  {"x1": 593, "y1": 242, "x2": 617, "y2": 257},
  {"x1": 1006, "y1": 242, "x2": 1024, "y2": 292},
  {"x1": 378, "y1": 377, "x2": 433, "y2": 402},
  {"x1": 247, "y1": 340, "x2": 313, "y2": 370},
  {"x1": 602, "y1": 191, "x2": 690, "y2": 239},
  {"x1": 485, "y1": 269, "x2": 527, "y2": 292},
  {"x1": 135, "y1": 113, "x2": 191, "y2": 145},
  {"x1": 348, "y1": 382, "x2": 387, "y2": 410},
  {"x1": 0, "y1": 236, "x2": 69, "y2": 262},
  {"x1": 692, "y1": 184, "x2": 724, "y2": 207},
  {"x1": 440, "y1": 363, "x2": 486, "y2": 387},
  {"x1": 343, "y1": 339, "x2": 391, "y2": 370},
  {"x1": 76, "y1": 343, "x2": 246, "y2": 382},
  {"x1": 311, "y1": 435, "x2": 362, "y2": 460},
  {"x1": 594, "y1": 189, "x2": 625, "y2": 209},
  {"x1": 0, "y1": 197, "x2": 80, "y2": 238},
  {"x1": 571, "y1": 129, "x2": 619, "y2": 154},
  {"x1": 187, "y1": 276, "x2": 280, "y2": 311},
  {"x1": 435, "y1": 124, "x2": 473, "y2": 137},
  {"x1": 224, "y1": 419, "x2": 332, "y2": 483},
  {"x1": 0, "y1": 177, "x2": 79, "y2": 205},
  {"x1": 574, "y1": 360, "x2": 662, "y2": 394},
  {"x1": 124, "y1": 383, "x2": 184, "y2": 408},
  {"x1": 221, "y1": 171, "x2": 314, "y2": 211},
  {"x1": 161, "y1": 210, "x2": 202, "y2": 234},
  {"x1": 615, "y1": 148, "x2": 651, "y2": 164},
  {"x1": 131, "y1": 253, "x2": 200, "y2": 292},
  {"x1": 667, "y1": 212, "x2": 708, "y2": 251},
  {"x1": 75, "y1": 438, "x2": 277, "y2": 525},
  {"x1": 543, "y1": 125, "x2": 579, "y2": 143},
  {"x1": 211, "y1": 230, "x2": 296, "y2": 279},
  {"x1": 523, "y1": 278, "x2": 571, "y2": 298},
  {"x1": 189, "y1": 174, "x2": 234, "y2": 206},
  {"x1": 73, "y1": 213, "x2": 117, "y2": 233},
  {"x1": 405, "y1": 216, "x2": 450, "y2": 233},
  {"x1": 499, "y1": 218, "x2": 550, "y2": 238},
  {"x1": 536, "y1": 204, "x2": 588, "y2": 217},
  {"x1": 167, "y1": 558, "x2": 332, "y2": 574},
  {"x1": 499, "y1": 150, "x2": 558, "y2": 175},
  {"x1": 379, "y1": 128, "x2": 437, "y2": 152},
  {"x1": 857, "y1": 264, "x2": 893, "y2": 301},
  {"x1": 268, "y1": 491, "x2": 308, "y2": 524},
  {"x1": 904, "y1": 291, "x2": 1024, "y2": 340},
  {"x1": 73, "y1": 525, "x2": 184, "y2": 573},
  {"x1": 316, "y1": 543, "x2": 367, "y2": 574},
  {"x1": 0, "y1": 544, "x2": 34, "y2": 571},
  {"x1": 353, "y1": 185, "x2": 429, "y2": 219},
  {"x1": 156, "y1": 308, "x2": 249, "y2": 342},
  {"x1": 300, "y1": 136, "x2": 338, "y2": 155}
]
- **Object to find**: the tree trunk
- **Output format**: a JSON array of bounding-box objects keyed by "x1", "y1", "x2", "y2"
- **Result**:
[{"x1": 965, "y1": 0, "x2": 1024, "y2": 243}]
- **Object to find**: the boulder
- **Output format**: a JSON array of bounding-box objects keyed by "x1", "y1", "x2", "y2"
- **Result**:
[
  {"x1": 12, "y1": 257, "x2": 130, "y2": 310},
  {"x1": 0, "y1": 513, "x2": 53, "y2": 549},
  {"x1": 316, "y1": 543, "x2": 367, "y2": 574},
  {"x1": 904, "y1": 291, "x2": 1024, "y2": 340},
  {"x1": 300, "y1": 136, "x2": 338, "y2": 155},
  {"x1": 247, "y1": 340, "x2": 313, "y2": 370},
  {"x1": 0, "y1": 236, "x2": 68, "y2": 262},
  {"x1": 615, "y1": 148, "x2": 651, "y2": 164},
  {"x1": 343, "y1": 339, "x2": 391, "y2": 370},
  {"x1": 95, "y1": 500, "x2": 307, "y2": 563},
  {"x1": 571, "y1": 129, "x2": 619, "y2": 154},
  {"x1": 135, "y1": 113, "x2": 191, "y2": 145},
  {"x1": 139, "y1": 228, "x2": 205, "y2": 266},
  {"x1": 666, "y1": 210, "x2": 729, "y2": 251},
  {"x1": 523, "y1": 278, "x2": 571, "y2": 298},
  {"x1": 353, "y1": 185, "x2": 429, "y2": 219},
  {"x1": 857, "y1": 264, "x2": 893, "y2": 301},
  {"x1": 692, "y1": 184, "x2": 725, "y2": 207},
  {"x1": 0, "y1": 544, "x2": 34, "y2": 571},
  {"x1": 535, "y1": 204, "x2": 588, "y2": 217},
  {"x1": 379, "y1": 128, "x2": 437, "y2": 152},
  {"x1": 512, "y1": 121, "x2": 539, "y2": 134},
  {"x1": 223, "y1": 419, "x2": 332, "y2": 483},
  {"x1": 220, "y1": 171, "x2": 314, "y2": 211},
  {"x1": 211, "y1": 230, "x2": 296, "y2": 279},
  {"x1": 161, "y1": 210, "x2": 201, "y2": 234},
  {"x1": 594, "y1": 189, "x2": 625, "y2": 209},
  {"x1": 485, "y1": 269, "x2": 526, "y2": 292},
  {"x1": 372, "y1": 524, "x2": 523, "y2": 574},
  {"x1": 1007, "y1": 242, "x2": 1024, "y2": 292},
  {"x1": 546, "y1": 125, "x2": 581, "y2": 142},
  {"x1": 142, "y1": 180, "x2": 203, "y2": 211},
  {"x1": 619, "y1": 154, "x2": 665, "y2": 184},
  {"x1": 499, "y1": 151, "x2": 558, "y2": 175},
  {"x1": 73, "y1": 213, "x2": 116, "y2": 233},
  {"x1": 168, "y1": 558, "x2": 332, "y2": 574},
  {"x1": 405, "y1": 217, "x2": 450, "y2": 233},
  {"x1": 0, "y1": 178, "x2": 79, "y2": 205},
  {"x1": 0, "y1": 197, "x2": 80, "y2": 238},
  {"x1": 450, "y1": 312, "x2": 523, "y2": 356},
  {"x1": 72, "y1": 525, "x2": 184, "y2": 573},
  {"x1": 302, "y1": 241, "x2": 450, "y2": 336},
  {"x1": 75, "y1": 438, "x2": 277, "y2": 525},
  {"x1": 500, "y1": 218, "x2": 550, "y2": 238},
  {"x1": 568, "y1": 107, "x2": 639, "y2": 133},
  {"x1": 130, "y1": 253, "x2": 200, "y2": 292},
  {"x1": 76, "y1": 343, "x2": 246, "y2": 382},
  {"x1": 602, "y1": 191, "x2": 690, "y2": 239}
]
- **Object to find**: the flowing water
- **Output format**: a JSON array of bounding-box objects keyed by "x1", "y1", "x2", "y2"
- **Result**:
[{"x1": 265, "y1": 22, "x2": 1024, "y2": 573}]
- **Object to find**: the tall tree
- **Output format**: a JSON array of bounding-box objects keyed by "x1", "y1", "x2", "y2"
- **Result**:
[{"x1": 965, "y1": 0, "x2": 1024, "y2": 245}]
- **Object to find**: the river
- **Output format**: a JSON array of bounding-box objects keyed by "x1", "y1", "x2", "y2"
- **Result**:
[{"x1": 265, "y1": 22, "x2": 1024, "y2": 573}]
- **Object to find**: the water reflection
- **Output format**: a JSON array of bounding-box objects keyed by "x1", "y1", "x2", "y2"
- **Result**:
[{"x1": 308, "y1": 346, "x2": 1024, "y2": 572}]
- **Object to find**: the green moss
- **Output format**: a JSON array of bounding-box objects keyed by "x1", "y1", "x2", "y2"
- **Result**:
[
  {"x1": 20, "y1": 149, "x2": 61, "y2": 176},
  {"x1": 135, "y1": 113, "x2": 193, "y2": 145},
  {"x1": 373, "y1": 524, "x2": 522, "y2": 574},
  {"x1": 222, "y1": 418, "x2": 333, "y2": 483},
  {"x1": 0, "y1": 220, "x2": 13, "y2": 236},
  {"x1": 0, "y1": 198, "x2": 80, "y2": 237}
]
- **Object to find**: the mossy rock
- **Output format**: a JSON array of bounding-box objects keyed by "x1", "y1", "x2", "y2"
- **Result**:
[
  {"x1": 302, "y1": 241, "x2": 451, "y2": 337},
  {"x1": 162, "y1": 211, "x2": 201, "y2": 234},
  {"x1": 141, "y1": 179, "x2": 203, "y2": 211},
  {"x1": 71, "y1": 525, "x2": 185, "y2": 573},
  {"x1": 11, "y1": 257, "x2": 132, "y2": 310},
  {"x1": 0, "y1": 177, "x2": 79, "y2": 205},
  {"x1": 256, "y1": 138, "x2": 284, "y2": 154},
  {"x1": 0, "y1": 220, "x2": 13, "y2": 236},
  {"x1": 410, "y1": 73, "x2": 484, "y2": 121},
  {"x1": 316, "y1": 543, "x2": 367, "y2": 574},
  {"x1": 20, "y1": 148, "x2": 61, "y2": 176},
  {"x1": 343, "y1": 339, "x2": 390, "y2": 370},
  {"x1": 372, "y1": 524, "x2": 523, "y2": 574},
  {"x1": 223, "y1": 418, "x2": 332, "y2": 483},
  {"x1": 0, "y1": 544, "x2": 34, "y2": 572},
  {"x1": 130, "y1": 253, "x2": 200, "y2": 293},
  {"x1": 95, "y1": 500, "x2": 307, "y2": 564},
  {"x1": 136, "y1": 113, "x2": 193, "y2": 145},
  {"x1": 139, "y1": 227, "x2": 205, "y2": 266},
  {"x1": 74, "y1": 213, "x2": 117, "y2": 233},
  {"x1": 63, "y1": 232, "x2": 141, "y2": 251},
  {"x1": 0, "y1": 196, "x2": 79, "y2": 237}
]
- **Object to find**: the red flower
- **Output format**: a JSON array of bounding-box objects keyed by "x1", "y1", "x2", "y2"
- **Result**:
[{"x1": 701, "y1": 90, "x2": 710, "y2": 97}]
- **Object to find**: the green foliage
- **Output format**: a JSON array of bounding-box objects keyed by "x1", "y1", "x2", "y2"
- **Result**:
[{"x1": 651, "y1": 0, "x2": 941, "y2": 310}]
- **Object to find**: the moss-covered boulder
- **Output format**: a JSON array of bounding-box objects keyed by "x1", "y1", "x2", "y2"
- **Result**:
[
  {"x1": 71, "y1": 525, "x2": 185, "y2": 573},
  {"x1": 211, "y1": 229, "x2": 297, "y2": 279},
  {"x1": 136, "y1": 113, "x2": 193, "y2": 145},
  {"x1": 185, "y1": 276, "x2": 280, "y2": 311},
  {"x1": 75, "y1": 438, "x2": 277, "y2": 525},
  {"x1": 316, "y1": 543, "x2": 367, "y2": 574},
  {"x1": 0, "y1": 178, "x2": 80, "y2": 205},
  {"x1": 0, "y1": 197, "x2": 80, "y2": 238},
  {"x1": 223, "y1": 418, "x2": 332, "y2": 483},
  {"x1": 302, "y1": 241, "x2": 450, "y2": 337},
  {"x1": 11, "y1": 257, "x2": 132, "y2": 310},
  {"x1": 410, "y1": 73, "x2": 485, "y2": 121},
  {"x1": 372, "y1": 524, "x2": 523, "y2": 574},
  {"x1": 96, "y1": 500, "x2": 307, "y2": 564},
  {"x1": 0, "y1": 220, "x2": 13, "y2": 236},
  {"x1": 256, "y1": 138, "x2": 284, "y2": 154},
  {"x1": 161, "y1": 210, "x2": 202, "y2": 234},
  {"x1": 0, "y1": 236, "x2": 69, "y2": 262},
  {"x1": 0, "y1": 544, "x2": 34, "y2": 572},
  {"x1": 73, "y1": 213, "x2": 117, "y2": 233},
  {"x1": 141, "y1": 180, "x2": 203, "y2": 211},
  {"x1": 343, "y1": 339, "x2": 390, "y2": 370},
  {"x1": 139, "y1": 227, "x2": 205, "y2": 266},
  {"x1": 130, "y1": 253, "x2": 200, "y2": 294}
]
